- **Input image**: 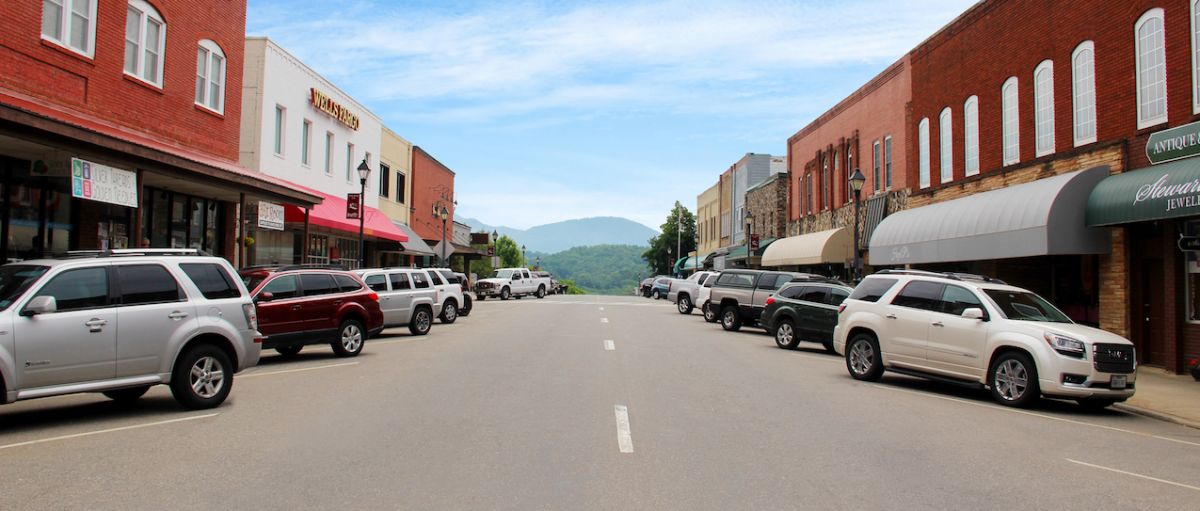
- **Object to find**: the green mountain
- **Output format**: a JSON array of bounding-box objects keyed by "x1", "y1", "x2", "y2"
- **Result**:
[
  {"x1": 460, "y1": 216, "x2": 658, "y2": 253},
  {"x1": 538, "y1": 244, "x2": 651, "y2": 296}
]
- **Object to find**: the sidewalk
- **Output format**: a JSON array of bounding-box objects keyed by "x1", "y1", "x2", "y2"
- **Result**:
[{"x1": 1116, "y1": 367, "x2": 1200, "y2": 429}]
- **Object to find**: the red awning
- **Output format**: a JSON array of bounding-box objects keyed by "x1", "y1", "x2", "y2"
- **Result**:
[{"x1": 284, "y1": 187, "x2": 408, "y2": 242}]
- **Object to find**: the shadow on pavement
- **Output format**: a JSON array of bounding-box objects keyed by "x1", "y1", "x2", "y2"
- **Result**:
[
  {"x1": 871, "y1": 373, "x2": 1138, "y2": 420},
  {"x1": 0, "y1": 394, "x2": 187, "y2": 436}
]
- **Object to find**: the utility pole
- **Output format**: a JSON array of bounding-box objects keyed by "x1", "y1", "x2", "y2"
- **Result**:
[{"x1": 675, "y1": 202, "x2": 681, "y2": 276}]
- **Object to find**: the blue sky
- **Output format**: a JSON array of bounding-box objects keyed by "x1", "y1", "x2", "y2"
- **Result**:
[{"x1": 247, "y1": 0, "x2": 975, "y2": 231}]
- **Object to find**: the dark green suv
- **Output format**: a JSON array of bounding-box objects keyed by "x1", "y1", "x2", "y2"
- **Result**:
[{"x1": 761, "y1": 281, "x2": 853, "y2": 353}]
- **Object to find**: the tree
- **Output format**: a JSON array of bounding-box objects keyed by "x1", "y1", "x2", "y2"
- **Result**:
[
  {"x1": 496, "y1": 235, "x2": 525, "y2": 268},
  {"x1": 642, "y1": 202, "x2": 697, "y2": 276}
]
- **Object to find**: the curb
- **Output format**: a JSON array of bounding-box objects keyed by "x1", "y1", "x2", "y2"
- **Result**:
[{"x1": 1114, "y1": 403, "x2": 1200, "y2": 430}]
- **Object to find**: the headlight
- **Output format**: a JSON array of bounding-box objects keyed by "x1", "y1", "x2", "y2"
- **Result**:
[{"x1": 1044, "y1": 332, "x2": 1086, "y2": 358}]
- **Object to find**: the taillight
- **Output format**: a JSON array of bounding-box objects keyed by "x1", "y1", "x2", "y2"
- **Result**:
[
  {"x1": 765, "y1": 296, "x2": 775, "y2": 306},
  {"x1": 837, "y1": 303, "x2": 847, "y2": 314},
  {"x1": 242, "y1": 303, "x2": 258, "y2": 331},
  {"x1": 368, "y1": 292, "x2": 379, "y2": 302}
]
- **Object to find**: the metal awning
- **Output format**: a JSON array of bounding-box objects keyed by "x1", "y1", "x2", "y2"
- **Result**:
[
  {"x1": 860, "y1": 195, "x2": 889, "y2": 250},
  {"x1": 870, "y1": 166, "x2": 1110, "y2": 266},
  {"x1": 392, "y1": 221, "x2": 435, "y2": 256},
  {"x1": 1087, "y1": 157, "x2": 1200, "y2": 226},
  {"x1": 761, "y1": 229, "x2": 851, "y2": 267},
  {"x1": 726, "y1": 238, "x2": 777, "y2": 261}
]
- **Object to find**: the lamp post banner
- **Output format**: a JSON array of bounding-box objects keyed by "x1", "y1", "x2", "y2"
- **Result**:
[{"x1": 346, "y1": 193, "x2": 361, "y2": 219}]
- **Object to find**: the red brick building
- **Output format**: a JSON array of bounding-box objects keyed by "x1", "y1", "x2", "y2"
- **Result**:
[
  {"x1": 0, "y1": 0, "x2": 317, "y2": 264},
  {"x1": 869, "y1": 0, "x2": 1200, "y2": 371},
  {"x1": 411, "y1": 146, "x2": 456, "y2": 263}
]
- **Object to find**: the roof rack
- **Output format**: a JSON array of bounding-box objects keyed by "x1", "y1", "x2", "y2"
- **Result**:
[
  {"x1": 60, "y1": 248, "x2": 211, "y2": 258},
  {"x1": 875, "y1": 269, "x2": 1006, "y2": 285},
  {"x1": 275, "y1": 263, "x2": 349, "y2": 272}
]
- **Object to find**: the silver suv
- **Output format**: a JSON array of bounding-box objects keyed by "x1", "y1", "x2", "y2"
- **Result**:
[
  {"x1": 0, "y1": 249, "x2": 260, "y2": 410},
  {"x1": 355, "y1": 268, "x2": 438, "y2": 335},
  {"x1": 426, "y1": 268, "x2": 466, "y2": 324},
  {"x1": 835, "y1": 270, "x2": 1136, "y2": 409}
]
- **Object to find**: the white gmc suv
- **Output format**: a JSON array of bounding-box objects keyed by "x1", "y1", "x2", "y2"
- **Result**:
[{"x1": 834, "y1": 270, "x2": 1135, "y2": 409}]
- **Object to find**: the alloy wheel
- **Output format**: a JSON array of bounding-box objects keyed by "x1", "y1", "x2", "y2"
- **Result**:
[
  {"x1": 993, "y1": 359, "x2": 1028, "y2": 401},
  {"x1": 849, "y1": 341, "x2": 874, "y2": 376},
  {"x1": 341, "y1": 323, "x2": 363, "y2": 353},
  {"x1": 189, "y1": 356, "x2": 225, "y2": 399},
  {"x1": 776, "y1": 323, "x2": 794, "y2": 346}
]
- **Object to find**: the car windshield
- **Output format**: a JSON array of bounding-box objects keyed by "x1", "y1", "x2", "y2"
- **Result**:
[
  {"x1": 492, "y1": 269, "x2": 514, "y2": 279},
  {"x1": 983, "y1": 289, "x2": 1073, "y2": 323},
  {"x1": 0, "y1": 265, "x2": 49, "y2": 311}
]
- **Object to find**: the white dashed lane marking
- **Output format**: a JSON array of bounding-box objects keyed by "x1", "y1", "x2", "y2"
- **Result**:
[
  {"x1": 615, "y1": 405, "x2": 634, "y2": 453},
  {"x1": 604, "y1": 340, "x2": 615, "y2": 351},
  {"x1": 600, "y1": 318, "x2": 609, "y2": 323}
]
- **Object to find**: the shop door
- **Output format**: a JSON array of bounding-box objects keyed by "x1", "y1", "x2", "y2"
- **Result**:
[{"x1": 1138, "y1": 262, "x2": 1167, "y2": 366}]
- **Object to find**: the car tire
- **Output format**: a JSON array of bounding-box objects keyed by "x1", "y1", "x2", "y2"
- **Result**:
[
  {"x1": 1076, "y1": 397, "x2": 1118, "y2": 411},
  {"x1": 275, "y1": 345, "x2": 303, "y2": 357},
  {"x1": 409, "y1": 306, "x2": 432, "y2": 336},
  {"x1": 677, "y1": 294, "x2": 693, "y2": 314},
  {"x1": 331, "y1": 319, "x2": 365, "y2": 357},
  {"x1": 720, "y1": 305, "x2": 742, "y2": 331},
  {"x1": 440, "y1": 301, "x2": 458, "y2": 324},
  {"x1": 536, "y1": 286, "x2": 546, "y2": 298},
  {"x1": 103, "y1": 385, "x2": 151, "y2": 403},
  {"x1": 170, "y1": 344, "x2": 233, "y2": 410},
  {"x1": 989, "y1": 351, "x2": 1040, "y2": 408},
  {"x1": 845, "y1": 334, "x2": 883, "y2": 381},
  {"x1": 501, "y1": 287, "x2": 511, "y2": 300},
  {"x1": 459, "y1": 296, "x2": 473, "y2": 317},
  {"x1": 477, "y1": 295, "x2": 486, "y2": 301},
  {"x1": 773, "y1": 319, "x2": 800, "y2": 350},
  {"x1": 703, "y1": 301, "x2": 718, "y2": 323}
]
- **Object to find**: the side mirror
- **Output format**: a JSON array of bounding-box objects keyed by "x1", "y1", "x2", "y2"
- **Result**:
[
  {"x1": 22, "y1": 296, "x2": 57, "y2": 316},
  {"x1": 961, "y1": 307, "x2": 985, "y2": 320},
  {"x1": 256, "y1": 291, "x2": 275, "y2": 303}
]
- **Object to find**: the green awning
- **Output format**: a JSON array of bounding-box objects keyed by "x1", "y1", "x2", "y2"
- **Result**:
[
  {"x1": 726, "y1": 238, "x2": 777, "y2": 261},
  {"x1": 673, "y1": 255, "x2": 701, "y2": 272},
  {"x1": 1087, "y1": 158, "x2": 1200, "y2": 226}
]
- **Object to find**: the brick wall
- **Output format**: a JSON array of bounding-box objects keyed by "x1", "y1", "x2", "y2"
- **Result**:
[
  {"x1": 0, "y1": 1, "x2": 247, "y2": 161},
  {"x1": 411, "y1": 146, "x2": 456, "y2": 241}
]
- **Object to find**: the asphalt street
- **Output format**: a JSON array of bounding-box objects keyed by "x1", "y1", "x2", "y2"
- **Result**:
[{"x1": 1, "y1": 294, "x2": 1198, "y2": 510}]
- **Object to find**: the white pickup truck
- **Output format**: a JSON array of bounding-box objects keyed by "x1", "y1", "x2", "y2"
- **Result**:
[{"x1": 474, "y1": 268, "x2": 551, "y2": 300}]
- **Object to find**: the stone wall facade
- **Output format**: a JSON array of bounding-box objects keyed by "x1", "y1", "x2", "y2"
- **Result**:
[{"x1": 745, "y1": 173, "x2": 789, "y2": 240}]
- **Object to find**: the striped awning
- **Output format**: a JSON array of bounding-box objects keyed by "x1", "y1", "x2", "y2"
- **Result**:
[{"x1": 860, "y1": 195, "x2": 888, "y2": 250}]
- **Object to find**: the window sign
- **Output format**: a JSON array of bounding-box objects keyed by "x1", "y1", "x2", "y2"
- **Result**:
[
  {"x1": 71, "y1": 158, "x2": 137, "y2": 208},
  {"x1": 258, "y1": 201, "x2": 284, "y2": 231}
]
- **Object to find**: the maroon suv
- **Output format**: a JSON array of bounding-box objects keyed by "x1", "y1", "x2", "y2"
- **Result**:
[{"x1": 241, "y1": 267, "x2": 385, "y2": 358}]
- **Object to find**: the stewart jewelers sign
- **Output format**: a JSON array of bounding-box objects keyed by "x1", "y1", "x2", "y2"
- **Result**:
[{"x1": 1147, "y1": 120, "x2": 1200, "y2": 165}]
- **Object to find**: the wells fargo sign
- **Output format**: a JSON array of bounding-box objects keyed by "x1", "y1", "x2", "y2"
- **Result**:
[{"x1": 310, "y1": 88, "x2": 360, "y2": 130}]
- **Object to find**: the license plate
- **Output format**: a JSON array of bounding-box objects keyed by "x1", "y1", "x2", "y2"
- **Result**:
[{"x1": 1110, "y1": 375, "x2": 1127, "y2": 389}]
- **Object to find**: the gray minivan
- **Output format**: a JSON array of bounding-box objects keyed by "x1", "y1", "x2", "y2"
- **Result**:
[{"x1": 354, "y1": 268, "x2": 437, "y2": 335}]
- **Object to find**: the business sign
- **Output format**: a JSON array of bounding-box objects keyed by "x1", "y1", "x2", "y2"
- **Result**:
[
  {"x1": 1180, "y1": 236, "x2": 1200, "y2": 251},
  {"x1": 487, "y1": 245, "x2": 495, "y2": 256},
  {"x1": 750, "y1": 234, "x2": 760, "y2": 251},
  {"x1": 258, "y1": 201, "x2": 284, "y2": 231},
  {"x1": 346, "y1": 193, "x2": 361, "y2": 219},
  {"x1": 310, "y1": 88, "x2": 360, "y2": 130},
  {"x1": 71, "y1": 158, "x2": 137, "y2": 208},
  {"x1": 1147, "y1": 120, "x2": 1200, "y2": 165}
]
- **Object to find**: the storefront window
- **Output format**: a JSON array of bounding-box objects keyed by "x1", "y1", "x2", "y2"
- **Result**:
[
  {"x1": 1185, "y1": 221, "x2": 1200, "y2": 322},
  {"x1": 144, "y1": 187, "x2": 223, "y2": 255},
  {"x1": 2, "y1": 159, "x2": 74, "y2": 262}
]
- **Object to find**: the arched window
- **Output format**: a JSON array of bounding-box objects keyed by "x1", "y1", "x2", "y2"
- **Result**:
[
  {"x1": 42, "y1": 0, "x2": 97, "y2": 57},
  {"x1": 1073, "y1": 41, "x2": 1097, "y2": 146},
  {"x1": 196, "y1": 40, "x2": 226, "y2": 113},
  {"x1": 1194, "y1": 2, "x2": 1200, "y2": 113},
  {"x1": 1002, "y1": 77, "x2": 1020, "y2": 165},
  {"x1": 918, "y1": 118, "x2": 931, "y2": 188},
  {"x1": 1136, "y1": 8, "x2": 1167, "y2": 128},
  {"x1": 939, "y1": 108, "x2": 953, "y2": 183},
  {"x1": 822, "y1": 157, "x2": 830, "y2": 210},
  {"x1": 964, "y1": 96, "x2": 979, "y2": 176},
  {"x1": 124, "y1": 0, "x2": 166, "y2": 87},
  {"x1": 1034, "y1": 60, "x2": 1055, "y2": 156},
  {"x1": 832, "y1": 149, "x2": 840, "y2": 206}
]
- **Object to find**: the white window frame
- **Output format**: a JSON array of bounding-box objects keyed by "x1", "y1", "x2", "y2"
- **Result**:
[
  {"x1": 1194, "y1": 2, "x2": 1200, "y2": 114},
  {"x1": 1135, "y1": 8, "x2": 1168, "y2": 129},
  {"x1": 345, "y1": 143, "x2": 355, "y2": 182},
  {"x1": 324, "y1": 132, "x2": 334, "y2": 175},
  {"x1": 300, "y1": 119, "x2": 312, "y2": 167},
  {"x1": 884, "y1": 136, "x2": 893, "y2": 190},
  {"x1": 918, "y1": 118, "x2": 931, "y2": 189},
  {"x1": 1073, "y1": 41, "x2": 1098, "y2": 146},
  {"x1": 1002, "y1": 77, "x2": 1020, "y2": 166},
  {"x1": 872, "y1": 140, "x2": 881, "y2": 193},
  {"x1": 1034, "y1": 60, "x2": 1056, "y2": 157},
  {"x1": 964, "y1": 96, "x2": 980, "y2": 176},
  {"x1": 42, "y1": 0, "x2": 97, "y2": 58},
  {"x1": 195, "y1": 40, "x2": 226, "y2": 114},
  {"x1": 273, "y1": 105, "x2": 286, "y2": 157},
  {"x1": 939, "y1": 108, "x2": 953, "y2": 184},
  {"x1": 124, "y1": 0, "x2": 166, "y2": 88}
]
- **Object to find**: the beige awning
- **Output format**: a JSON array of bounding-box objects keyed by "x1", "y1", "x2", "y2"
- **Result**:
[{"x1": 761, "y1": 228, "x2": 852, "y2": 267}]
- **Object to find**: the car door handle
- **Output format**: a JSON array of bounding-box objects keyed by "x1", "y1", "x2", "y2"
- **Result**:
[
  {"x1": 291, "y1": 305, "x2": 302, "y2": 310},
  {"x1": 333, "y1": 300, "x2": 344, "y2": 306},
  {"x1": 85, "y1": 318, "x2": 107, "y2": 331},
  {"x1": 167, "y1": 311, "x2": 189, "y2": 320},
  {"x1": 885, "y1": 314, "x2": 897, "y2": 320},
  {"x1": 931, "y1": 321, "x2": 944, "y2": 327}
]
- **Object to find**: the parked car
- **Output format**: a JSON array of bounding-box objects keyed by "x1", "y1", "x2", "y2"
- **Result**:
[
  {"x1": 452, "y1": 271, "x2": 475, "y2": 316},
  {"x1": 834, "y1": 270, "x2": 1136, "y2": 409},
  {"x1": 706, "y1": 270, "x2": 832, "y2": 331},
  {"x1": 536, "y1": 271, "x2": 568, "y2": 294},
  {"x1": 426, "y1": 268, "x2": 466, "y2": 323},
  {"x1": 669, "y1": 271, "x2": 717, "y2": 314},
  {"x1": 639, "y1": 277, "x2": 656, "y2": 297},
  {"x1": 650, "y1": 277, "x2": 672, "y2": 299},
  {"x1": 475, "y1": 268, "x2": 551, "y2": 300},
  {"x1": 355, "y1": 268, "x2": 438, "y2": 335},
  {"x1": 241, "y1": 266, "x2": 384, "y2": 359},
  {"x1": 700, "y1": 272, "x2": 720, "y2": 322},
  {"x1": 761, "y1": 281, "x2": 854, "y2": 352},
  {"x1": 0, "y1": 249, "x2": 260, "y2": 410}
]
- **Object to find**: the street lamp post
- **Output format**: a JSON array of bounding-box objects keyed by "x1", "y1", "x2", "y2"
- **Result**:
[
  {"x1": 439, "y1": 205, "x2": 449, "y2": 267},
  {"x1": 491, "y1": 230, "x2": 499, "y2": 268},
  {"x1": 675, "y1": 202, "x2": 681, "y2": 277},
  {"x1": 849, "y1": 168, "x2": 867, "y2": 282},
  {"x1": 355, "y1": 159, "x2": 371, "y2": 269},
  {"x1": 744, "y1": 210, "x2": 754, "y2": 269},
  {"x1": 521, "y1": 245, "x2": 526, "y2": 267}
]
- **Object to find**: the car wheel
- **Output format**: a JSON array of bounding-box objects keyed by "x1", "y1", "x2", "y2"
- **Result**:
[
  {"x1": 845, "y1": 334, "x2": 883, "y2": 381},
  {"x1": 1077, "y1": 397, "x2": 1118, "y2": 411},
  {"x1": 536, "y1": 286, "x2": 546, "y2": 298},
  {"x1": 170, "y1": 344, "x2": 233, "y2": 410},
  {"x1": 440, "y1": 301, "x2": 458, "y2": 324},
  {"x1": 459, "y1": 296, "x2": 473, "y2": 316},
  {"x1": 677, "y1": 295, "x2": 693, "y2": 314},
  {"x1": 331, "y1": 319, "x2": 365, "y2": 357},
  {"x1": 989, "y1": 351, "x2": 1040, "y2": 408},
  {"x1": 501, "y1": 287, "x2": 511, "y2": 300},
  {"x1": 275, "y1": 345, "x2": 302, "y2": 357},
  {"x1": 103, "y1": 385, "x2": 151, "y2": 403},
  {"x1": 773, "y1": 319, "x2": 800, "y2": 349},
  {"x1": 703, "y1": 301, "x2": 718, "y2": 323},
  {"x1": 720, "y1": 305, "x2": 742, "y2": 331},
  {"x1": 409, "y1": 307, "x2": 432, "y2": 336}
]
